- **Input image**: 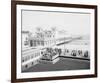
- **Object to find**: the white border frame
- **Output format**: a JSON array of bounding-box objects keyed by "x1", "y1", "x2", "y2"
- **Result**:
[{"x1": 16, "y1": 4, "x2": 95, "y2": 79}]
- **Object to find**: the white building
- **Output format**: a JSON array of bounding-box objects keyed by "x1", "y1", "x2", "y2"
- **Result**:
[
  {"x1": 22, "y1": 31, "x2": 30, "y2": 49},
  {"x1": 29, "y1": 28, "x2": 56, "y2": 48},
  {"x1": 22, "y1": 48, "x2": 44, "y2": 71}
]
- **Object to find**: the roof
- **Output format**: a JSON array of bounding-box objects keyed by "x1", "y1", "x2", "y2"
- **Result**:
[{"x1": 22, "y1": 31, "x2": 29, "y2": 34}]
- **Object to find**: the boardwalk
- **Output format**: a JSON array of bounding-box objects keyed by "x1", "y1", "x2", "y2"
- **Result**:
[{"x1": 23, "y1": 57, "x2": 90, "y2": 72}]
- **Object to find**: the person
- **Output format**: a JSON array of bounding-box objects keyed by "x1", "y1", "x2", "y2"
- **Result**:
[
  {"x1": 84, "y1": 51, "x2": 88, "y2": 57},
  {"x1": 71, "y1": 50, "x2": 76, "y2": 56},
  {"x1": 78, "y1": 50, "x2": 82, "y2": 56},
  {"x1": 58, "y1": 49, "x2": 62, "y2": 56},
  {"x1": 66, "y1": 49, "x2": 69, "y2": 53}
]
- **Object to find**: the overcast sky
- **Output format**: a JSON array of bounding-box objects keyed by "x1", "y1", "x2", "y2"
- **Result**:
[{"x1": 22, "y1": 10, "x2": 90, "y2": 36}]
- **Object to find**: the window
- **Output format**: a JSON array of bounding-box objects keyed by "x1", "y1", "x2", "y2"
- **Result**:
[
  {"x1": 31, "y1": 55, "x2": 34, "y2": 59},
  {"x1": 25, "y1": 65, "x2": 28, "y2": 68},
  {"x1": 66, "y1": 49, "x2": 69, "y2": 53},
  {"x1": 32, "y1": 62, "x2": 34, "y2": 65}
]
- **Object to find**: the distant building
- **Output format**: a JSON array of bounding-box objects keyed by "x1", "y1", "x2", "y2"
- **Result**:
[
  {"x1": 22, "y1": 31, "x2": 30, "y2": 49},
  {"x1": 29, "y1": 28, "x2": 56, "y2": 48}
]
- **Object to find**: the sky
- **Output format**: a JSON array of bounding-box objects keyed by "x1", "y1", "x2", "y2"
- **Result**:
[{"x1": 22, "y1": 10, "x2": 91, "y2": 36}]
